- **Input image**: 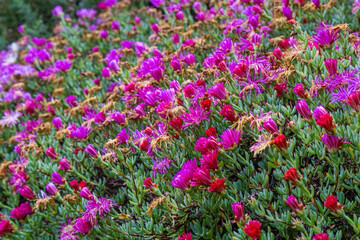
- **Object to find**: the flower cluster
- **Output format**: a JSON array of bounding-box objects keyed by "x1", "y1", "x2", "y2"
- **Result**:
[{"x1": 1, "y1": 0, "x2": 360, "y2": 239}]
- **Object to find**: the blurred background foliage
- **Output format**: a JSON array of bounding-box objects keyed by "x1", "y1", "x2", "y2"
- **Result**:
[{"x1": 0, "y1": 0, "x2": 101, "y2": 50}]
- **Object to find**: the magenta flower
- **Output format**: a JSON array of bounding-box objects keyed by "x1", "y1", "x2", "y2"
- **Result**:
[
  {"x1": 54, "y1": 60, "x2": 72, "y2": 72},
  {"x1": 346, "y1": 91, "x2": 360, "y2": 112},
  {"x1": 74, "y1": 217, "x2": 92, "y2": 235},
  {"x1": 72, "y1": 126, "x2": 92, "y2": 140},
  {"x1": 108, "y1": 60, "x2": 121, "y2": 72},
  {"x1": 46, "y1": 147, "x2": 58, "y2": 160},
  {"x1": 116, "y1": 129, "x2": 129, "y2": 144},
  {"x1": 79, "y1": 187, "x2": 94, "y2": 200},
  {"x1": 51, "y1": 172, "x2": 65, "y2": 185},
  {"x1": 111, "y1": 111, "x2": 126, "y2": 125},
  {"x1": 66, "y1": 96, "x2": 77, "y2": 108},
  {"x1": 194, "y1": 137, "x2": 220, "y2": 154},
  {"x1": 232, "y1": 203, "x2": 245, "y2": 223},
  {"x1": 59, "y1": 158, "x2": 72, "y2": 171},
  {"x1": 111, "y1": 21, "x2": 121, "y2": 31},
  {"x1": 52, "y1": 117, "x2": 63, "y2": 130},
  {"x1": 286, "y1": 195, "x2": 304, "y2": 213},
  {"x1": 313, "y1": 105, "x2": 328, "y2": 120},
  {"x1": 184, "y1": 53, "x2": 196, "y2": 67},
  {"x1": 171, "y1": 159, "x2": 197, "y2": 190},
  {"x1": 220, "y1": 129, "x2": 242, "y2": 150},
  {"x1": 325, "y1": 59, "x2": 338, "y2": 75},
  {"x1": 10, "y1": 202, "x2": 34, "y2": 220},
  {"x1": 208, "y1": 83, "x2": 227, "y2": 100},
  {"x1": 100, "y1": 30, "x2": 109, "y2": 40},
  {"x1": 191, "y1": 166, "x2": 212, "y2": 187},
  {"x1": 322, "y1": 134, "x2": 350, "y2": 153},
  {"x1": 312, "y1": 29, "x2": 340, "y2": 48},
  {"x1": 200, "y1": 150, "x2": 219, "y2": 171},
  {"x1": 263, "y1": 118, "x2": 279, "y2": 135},
  {"x1": 46, "y1": 182, "x2": 58, "y2": 196},
  {"x1": 283, "y1": 7, "x2": 293, "y2": 20},
  {"x1": 293, "y1": 84, "x2": 309, "y2": 99},
  {"x1": 296, "y1": 100, "x2": 313, "y2": 120},
  {"x1": 182, "y1": 106, "x2": 212, "y2": 129},
  {"x1": 102, "y1": 67, "x2": 111, "y2": 79},
  {"x1": 85, "y1": 144, "x2": 99, "y2": 158},
  {"x1": 19, "y1": 185, "x2": 35, "y2": 200}
]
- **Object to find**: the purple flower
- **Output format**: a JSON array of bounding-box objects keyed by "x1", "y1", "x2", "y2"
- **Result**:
[
  {"x1": 79, "y1": 187, "x2": 94, "y2": 200},
  {"x1": 52, "y1": 6, "x2": 64, "y2": 16},
  {"x1": 100, "y1": 30, "x2": 109, "y2": 39},
  {"x1": 52, "y1": 117, "x2": 63, "y2": 130},
  {"x1": 248, "y1": 15, "x2": 259, "y2": 29},
  {"x1": 208, "y1": 83, "x2": 228, "y2": 100},
  {"x1": 18, "y1": 24, "x2": 25, "y2": 34},
  {"x1": 152, "y1": 158, "x2": 172, "y2": 177},
  {"x1": 108, "y1": 60, "x2": 120, "y2": 73},
  {"x1": 283, "y1": 7, "x2": 293, "y2": 20},
  {"x1": 182, "y1": 105, "x2": 212, "y2": 129},
  {"x1": 322, "y1": 134, "x2": 350, "y2": 153},
  {"x1": 10, "y1": 202, "x2": 34, "y2": 220},
  {"x1": 46, "y1": 183, "x2": 58, "y2": 196},
  {"x1": 220, "y1": 129, "x2": 242, "y2": 150},
  {"x1": 51, "y1": 172, "x2": 65, "y2": 185},
  {"x1": 296, "y1": 100, "x2": 313, "y2": 120},
  {"x1": 60, "y1": 222, "x2": 79, "y2": 240},
  {"x1": 134, "y1": 103, "x2": 147, "y2": 118},
  {"x1": 312, "y1": 30, "x2": 340, "y2": 48},
  {"x1": 77, "y1": 9, "x2": 97, "y2": 19},
  {"x1": 82, "y1": 198, "x2": 116, "y2": 227}
]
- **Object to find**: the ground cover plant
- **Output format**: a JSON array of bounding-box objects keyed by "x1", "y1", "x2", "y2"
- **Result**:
[{"x1": 1, "y1": 0, "x2": 360, "y2": 239}]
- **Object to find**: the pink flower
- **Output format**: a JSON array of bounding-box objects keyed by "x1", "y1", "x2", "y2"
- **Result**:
[
  {"x1": 51, "y1": 172, "x2": 65, "y2": 185},
  {"x1": 10, "y1": 202, "x2": 34, "y2": 220},
  {"x1": 208, "y1": 83, "x2": 227, "y2": 100},
  {"x1": 191, "y1": 166, "x2": 212, "y2": 187},
  {"x1": 232, "y1": 203, "x2": 245, "y2": 223},
  {"x1": 200, "y1": 150, "x2": 219, "y2": 171},
  {"x1": 19, "y1": 185, "x2": 35, "y2": 200},
  {"x1": 46, "y1": 147, "x2": 57, "y2": 160},
  {"x1": 286, "y1": 195, "x2": 304, "y2": 213},
  {"x1": 220, "y1": 129, "x2": 242, "y2": 150},
  {"x1": 79, "y1": 187, "x2": 94, "y2": 200},
  {"x1": 322, "y1": 134, "x2": 350, "y2": 153}
]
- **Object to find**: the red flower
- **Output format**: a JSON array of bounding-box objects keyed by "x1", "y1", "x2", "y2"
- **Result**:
[
  {"x1": 79, "y1": 181, "x2": 87, "y2": 189},
  {"x1": 316, "y1": 114, "x2": 335, "y2": 132},
  {"x1": 144, "y1": 177, "x2": 158, "y2": 191},
  {"x1": 324, "y1": 196, "x2": 343, "y2": 214},
  {"x1": 205, "y1": 127, "x2": 217, "y2": 138},
  {"x1": 272, "y1": 134, "x2": 289, "y2": 150},
  {"x1": 70, "y1": 180, "x2": 80, "y2": 192},
  {"x1": 75, "y1": 148, "x2": 85, "y2": 155},
  {"x1": 140, "y1": 140, "x2": 150, "y2": 152},
  {"x1": 200, "y1": 99, "x2": 212, "y2": 111},
  {"x1": 169, "y1": 117, "x2": 183, "y2": 132},
  {"x1": 220, "y1": 105, "x2": 238, "y2": 122},
  {"x1": 274, "y1": 82, "x2": 287, "y2": 99},
  {"x1": 284, "y1": 168, "x2": 301, "y2": 185},
  {"x1": 144, "y1": 126, "x2": 153, "y2": 136},
  {"x1": 244, "y1": 220, "x2": 262, "y2": 239},
  {"x1": 279, "y1": 39, "x2": 290, "y2": 50},
  {"x1": 209, "y1": 179, "x2": 226, "y2": 193}
]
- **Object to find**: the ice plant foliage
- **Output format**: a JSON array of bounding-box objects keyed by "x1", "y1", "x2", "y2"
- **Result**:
[{"x1": 1, "y1": 0, "x2": 360, "y2": 239}]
